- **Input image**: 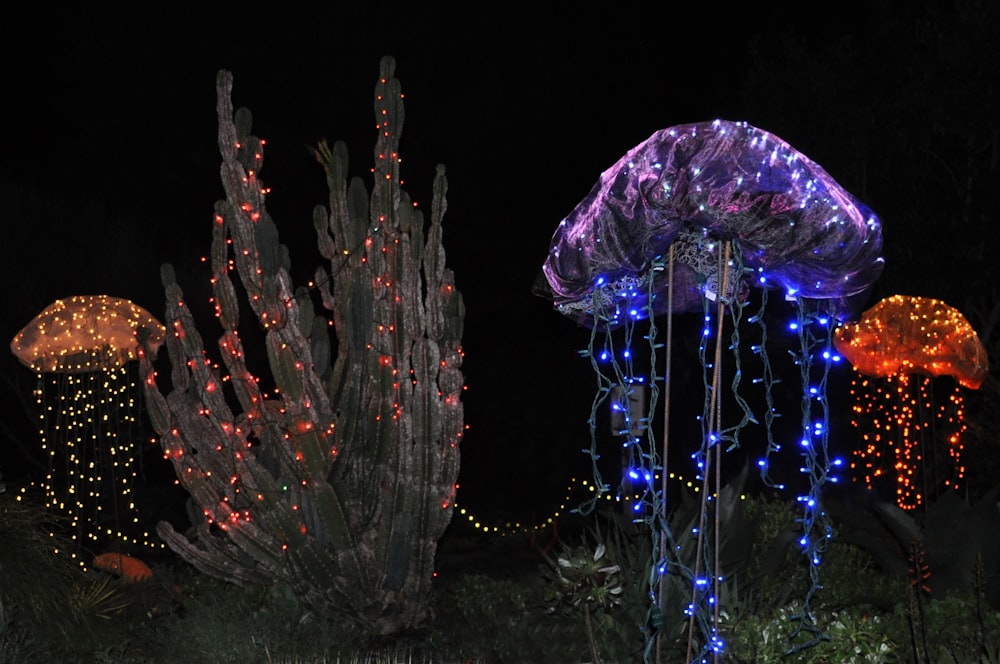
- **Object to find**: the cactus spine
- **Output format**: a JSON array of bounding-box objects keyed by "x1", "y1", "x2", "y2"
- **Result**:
[{"x1": 139, "y1": 56, "x2": 464, "y2": 636}]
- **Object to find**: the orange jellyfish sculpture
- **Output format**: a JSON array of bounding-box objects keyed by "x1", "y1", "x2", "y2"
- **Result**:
[
  {"x1": 10, "y1": 295, "x2": 168, "y2": 564},
  {"x1": 833, "y1": 294, "x2": 988, "y2": 510}
]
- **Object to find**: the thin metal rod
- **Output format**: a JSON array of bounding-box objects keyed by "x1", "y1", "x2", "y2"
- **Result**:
[{"x1": 656, "y1": 245, "x2": 675, "y2": 664}]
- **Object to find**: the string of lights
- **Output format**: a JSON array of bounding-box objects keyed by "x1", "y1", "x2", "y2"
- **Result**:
[
  {"x1": 565, "y1": 237, "x2": 855, "y2": 660},
  {"x1": 11, "y1": 297, "x2": 169, "y2": 569}
]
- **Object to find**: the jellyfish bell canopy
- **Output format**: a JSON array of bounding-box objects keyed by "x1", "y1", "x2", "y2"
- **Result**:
[
  {"x1": 833, "y1": 294, "x2": 988, "y2": 389},
  {"x1": 535, "y1": 119, "x2": 885, "y2": 328},
  {"x1": 10, "y1": 295, "x2": 166, "y2": 373}
]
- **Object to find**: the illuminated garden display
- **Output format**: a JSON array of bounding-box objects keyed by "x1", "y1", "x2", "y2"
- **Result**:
[
  {"x1": 9, "y1": 295, "x2": 166, "y2": 565},
  {"x1": 833, "y1": 294, "x2": 988, "y2": 510},
  {"x1": 135, "y1": 60, "x2": 464, "y2": 637},
  {"x1": 537, "y1": 119, "x2": 884, "y2": 660}
]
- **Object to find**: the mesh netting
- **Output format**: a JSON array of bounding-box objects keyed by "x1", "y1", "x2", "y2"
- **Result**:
[{"x1": 536, "y1": 119, "x2": 884, "y2": 328}]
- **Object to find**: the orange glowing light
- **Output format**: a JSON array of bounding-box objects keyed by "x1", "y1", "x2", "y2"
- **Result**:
[
  {"x1": 836, "y1": 295, "x2": 983, "y2": 510},
  {"x1": 833, "y1": 294, "x2": 988, "y2": 389},
  {"x1": 11, "y1": 295, "x2": 166, "y2": 373}
]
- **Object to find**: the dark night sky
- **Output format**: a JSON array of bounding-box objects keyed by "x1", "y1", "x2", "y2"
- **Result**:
[{"x1": 2, "y1": 2, "x2": 992, "y2": 525}]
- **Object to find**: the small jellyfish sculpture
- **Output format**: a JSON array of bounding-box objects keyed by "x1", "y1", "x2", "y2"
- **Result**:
[
  {"x1": 834, "y1": 294, "x2": 988, "y2": 509},
  {"x1": 10, "y1": 295, "x2": 167, "y2": 564}
]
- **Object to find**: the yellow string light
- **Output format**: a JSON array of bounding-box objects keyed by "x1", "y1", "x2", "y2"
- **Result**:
[
  {"x1": 452, "y1": 473, "x2": 712, "y2": 538},
  {"x1": 10, "y1": 296, "x2": 168, "y2": 567}
]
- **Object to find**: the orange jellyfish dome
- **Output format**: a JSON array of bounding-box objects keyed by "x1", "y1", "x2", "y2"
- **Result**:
[
  {"x1": 10, "y1": 295, "x2": 166, "y2": 373},
  {"x1": 833, "y1": 294, "x2": 988, "y2": 389}
]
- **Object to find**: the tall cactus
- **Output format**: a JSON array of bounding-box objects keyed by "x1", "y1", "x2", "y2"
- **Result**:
[{"x1": 138, "y1": 56, "x2": 465, "y2": 636}]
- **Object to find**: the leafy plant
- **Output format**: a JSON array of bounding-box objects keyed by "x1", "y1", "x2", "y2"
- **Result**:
[
  {"x1": 722, "y1": 604, "x2": 895, "y2": 663},
  {"x1": 823, "y1": 482, "x2": 1000, "y2": 609},
  {"x1": 542, "y1": 535, "x2": 624, "y2": 664},
  {"x1": 0, "y1": 482, "x2": 142, "y2": 662}
]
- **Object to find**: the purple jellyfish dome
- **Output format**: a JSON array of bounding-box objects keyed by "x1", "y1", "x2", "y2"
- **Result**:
[{"x1": 535, "y1": 119, "x2": 884, "y2": 328}]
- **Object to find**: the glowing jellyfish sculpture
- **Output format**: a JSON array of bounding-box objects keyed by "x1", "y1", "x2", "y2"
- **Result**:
[
  {"x1": 833, "y1": 295, "x2": 987, "y2": 511},
  {"x1": 537, "y1": 119, "x2": 884, "y2": 659},
  {"x1": 10, "y1": 295, "x2": 167, "y2": 564}
]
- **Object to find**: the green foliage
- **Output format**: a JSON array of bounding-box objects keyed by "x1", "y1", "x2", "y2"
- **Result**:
[
  {"x1": 541, "y1": 533, "x2": 625, "y2": 663},
  {"x1": 529, "y1": 489, "x2": 952, "y2": 662},
  {"x1": 542, "y1": 539, "x2": 624, "y2": 610},
  {"x1": 0, "y1": 487, "x2": 145, "y2": 662},
  {"x1": 7, "y1": 490, "x2": 1000, "y2": 662},
  {"x1": 134, "y1": 573, "x2": 339, "y2": 662},
  {"x1": 429, "y1": 572, "x2": 594, "y2": 662},
  {"x1": 722, "y1": 605, "x2": 895, "y2": 663},
  {"x1": 877, "y1": 557, "x2": 1000, "y2": 664},
  {"x1": 824, "y1": 483, "x2": 1000, "y2": 609}
]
